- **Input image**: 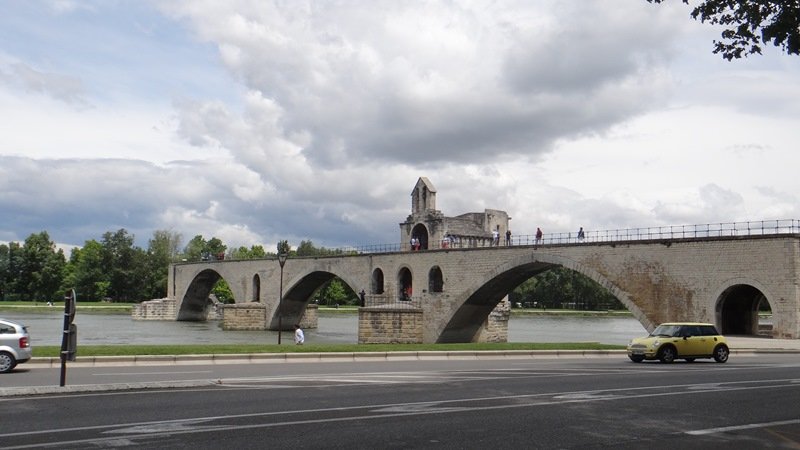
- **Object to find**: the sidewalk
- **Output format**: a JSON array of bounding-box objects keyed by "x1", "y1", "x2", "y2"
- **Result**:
[
  {"x1": 18, "y1": 336, "x2": 800, "y2": 368},
  {"x1": 725, "y1": 336, "x2": 800, "y2": 351}
]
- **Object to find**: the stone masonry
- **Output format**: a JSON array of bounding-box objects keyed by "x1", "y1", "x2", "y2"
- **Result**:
[
  {"x1": 359, "y1": 305, "x2": 424, "y2": 344},
  {"x1": 132, "y1": 298, "x2": 176, "y2": 320},
  {"x1": 168, "y1": 234, "x2": 800, "y2": 342}
]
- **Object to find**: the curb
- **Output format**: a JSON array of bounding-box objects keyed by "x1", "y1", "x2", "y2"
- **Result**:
[
  {"x1": 19, "y1": 347, "x2": 800, "y2": 368},
  {"x1": 0, "y1": 380, "x2": 217, "y2": 397}
]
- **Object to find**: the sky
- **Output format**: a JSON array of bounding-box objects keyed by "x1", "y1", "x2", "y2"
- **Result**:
[{"x1": 1, "y1": 0, "x2": 799, "y2": 253}]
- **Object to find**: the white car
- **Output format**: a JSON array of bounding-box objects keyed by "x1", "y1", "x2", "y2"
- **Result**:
[{"x1": 0, "y1": 318, "x2": 33, "y2": 373}]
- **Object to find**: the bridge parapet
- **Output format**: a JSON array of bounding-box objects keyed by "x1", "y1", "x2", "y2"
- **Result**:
[
  {"x1": 284, "y1": 219, "x2": 800, "y2": 255},
  {"x1": 365, "y1": 294, "x2": 421, "y2": 309}
]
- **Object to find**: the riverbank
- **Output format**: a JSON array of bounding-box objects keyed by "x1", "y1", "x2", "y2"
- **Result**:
[{"x1": 29, "y1": 341, "x2": 625, "y2": 358}]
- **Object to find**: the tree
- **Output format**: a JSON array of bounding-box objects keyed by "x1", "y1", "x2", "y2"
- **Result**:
[
  {"x1": 212, "y1": 279, "x2": 234, "y2": 303},
  {"x1": 316, "y1": 278, "x2": 356, "y2": 306},
  {"x1": 294, "y1": 240, "x2": 348, "y2": 256},
  {"x1": 16, "y1": 232, "x2": 65, "y2": 302},
  {"x1": 67, "y1": 240, "x2": 107, "y2": 301},
  {"x1": 182, "y1": 235, "x2": 227, "y2": 261},
  {"x1": 148, "y1": 230, "x2": 182, "y2": 264},
  {"x1": 0, "y1": 243, "x2": 22, "y2": 301},
  {"x1": 248, "y1": 245, "x2": 266, "y2": 259},
  {"x1": 277, "y1": 240, "x2": 291, "y2": 255},
  {"x1": 648, "y1": 0, "x2": 800, "y2": 60},
  {"x1": 144, "y1": 230, "x2": 182, "y2": 299},
  {"x1": 509, "y1": 267, "x2": 624, "y2": 310},
  {"x1": 206, "y1": 237, "x2": 227, "y2": 260},
  {"x1": 0, "y1": 244, "x2": 10, "y2": 300},
  {"x1": 229, "y1": 245, "x2": 267, "y2": 260},
  {"x1": 39, "y1": 249, "x2": 66, "y2": 303},
  {"x1": 101, "y1": 229, "x2": 140, "y2": 301},
  {"x1": 295, "y1": 240, "x2": 317, "y2": 257},
  {"x1": 183, "y1": 235, "x2": 207, "y2": 261}
]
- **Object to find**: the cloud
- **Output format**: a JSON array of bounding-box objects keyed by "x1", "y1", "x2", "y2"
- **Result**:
[
  {"x1": 0, "y1": 63, "x2": 89, "y2": 107},
  {"x1": 46, "y1": 0, "x2": 94, "y2": 15},
  {"x1": 161, "y1": 1, "x2": 678, "y2": 167},
  {"x1": 1, "y1": 0, "x2": 799, "y2": 255}
]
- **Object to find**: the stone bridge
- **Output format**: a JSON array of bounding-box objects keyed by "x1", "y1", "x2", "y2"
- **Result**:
[{"x1": 166, "y1": 232, "x2": 800, "y2": 343}]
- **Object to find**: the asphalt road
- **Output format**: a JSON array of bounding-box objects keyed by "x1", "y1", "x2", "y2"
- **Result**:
[{"x1": 2, "y1": 354, "x2": 800, "y2": 448}]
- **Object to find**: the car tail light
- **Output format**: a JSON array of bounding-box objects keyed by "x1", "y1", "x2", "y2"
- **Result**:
[{"x1": 19, "y1": 336, "x2": 30, "y2": 348}]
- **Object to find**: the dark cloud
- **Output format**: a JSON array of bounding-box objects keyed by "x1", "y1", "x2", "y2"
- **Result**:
[{"x1": 0, "y1": 155, "x2": 401, "y2": 249}]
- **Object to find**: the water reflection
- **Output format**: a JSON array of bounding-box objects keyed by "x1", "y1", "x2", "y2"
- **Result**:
[{"x1": 1, "y1": 311, "x2": 646, "y2": 346}]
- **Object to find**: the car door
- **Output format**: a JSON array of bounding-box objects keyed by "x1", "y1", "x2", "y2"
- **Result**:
[
  {"x1": 694, "y1": 325, "x2": 720, "y2": 355},
  {"x1": 686, "y1": 325, "x2": 713, "y2": 356},
  {"x1": 671, "y1": 326, "x2": 695, "y2": 356}
]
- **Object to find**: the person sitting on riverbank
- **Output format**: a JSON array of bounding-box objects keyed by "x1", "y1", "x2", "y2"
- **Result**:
[{"x1": 294, "y1": 324, "x2": 305, "y2": 345}]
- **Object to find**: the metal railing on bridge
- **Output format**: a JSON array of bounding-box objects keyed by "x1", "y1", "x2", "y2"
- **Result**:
[
  {"x1": 341, "y1": 219, "x2": 800, "y2": 254},
  {"x1": 197, "y1": 219, "x2": 800, "y2": 262},
  {"x1": 364, "y1": 294, "x2": 421, "y2": 309}
]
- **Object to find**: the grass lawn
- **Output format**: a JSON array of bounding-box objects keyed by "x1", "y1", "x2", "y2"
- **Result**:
[{"x1": 0, "y1": 301, "x2": 133, "y2": 313}]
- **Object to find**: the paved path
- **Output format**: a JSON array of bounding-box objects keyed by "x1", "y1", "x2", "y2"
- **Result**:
[
  {"x1": 16, "y1": 336, "x2": 800, "y2": 369},
  {"x1": 726, "y1": 336, "x2": 800, "y2": 350}
]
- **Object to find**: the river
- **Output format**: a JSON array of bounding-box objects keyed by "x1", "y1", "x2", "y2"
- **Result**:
[{"x1": 1, "y1": 311, "x2": 646, "y2": 346}]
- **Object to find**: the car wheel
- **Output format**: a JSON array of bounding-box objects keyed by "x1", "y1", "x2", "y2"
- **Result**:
[
  {"x1": 629, "y1": 355, "x2": 645, "y2": 363},
  {"x1": 0, "y1": 351, "x2": 16, "y2": 373},
  {"x1": 713, "y1": 344, "x2": 730, "y2": 363},
  {"x1": 658, "y1": 346, "x2": 676, "y2": 363},
  {"x1": 685, "y1": 358, "x2": 696, "y2": 363}
]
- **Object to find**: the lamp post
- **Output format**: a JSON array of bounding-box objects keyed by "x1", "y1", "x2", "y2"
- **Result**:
[{"x1": 276, "y1": 250, "x2": 288, "y2": 344}]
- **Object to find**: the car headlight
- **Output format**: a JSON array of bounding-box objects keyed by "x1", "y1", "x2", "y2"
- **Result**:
[{"x1": 652, "y1": 340, "x2": 660, "y2": 348}]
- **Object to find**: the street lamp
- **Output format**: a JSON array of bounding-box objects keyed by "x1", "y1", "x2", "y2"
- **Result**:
[{"x1": 276, "y1": 250, "x2": 288, "y2": 344}]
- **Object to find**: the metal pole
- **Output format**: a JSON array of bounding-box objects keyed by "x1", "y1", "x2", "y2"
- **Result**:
[
  {"x1": 59, "y1": 289, "x2": 75, "y2": 387},
  {"x1": 278, "y1": 265, "x2": 284, "y2": 344},
  {"x1": 277, "y1": 252, "x2": 287, "y2": 345}
]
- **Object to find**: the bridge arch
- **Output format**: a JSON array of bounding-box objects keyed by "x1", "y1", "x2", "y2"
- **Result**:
[
  {"x1": 411, "y1": 223, "x2": 429, "y2": 250},
  {"x1": 274, "y1": 269, "x2": 361, "y2": 329},
  {"x1": 398, "y1": 266, "x2": 413, "y2": 300},
  {"x1": 436, "y1": 252, "x2": 646, "y2": 343},
  {"x1": 178, "y1": 268, "x2": 224, "y2": 321},
  {"x1": 371, "y1": 268, "x2": 384, "y2": 294},
  {"x1": 429, "y1": 266, "x2": 444, "y2": 293},
  {"x1": 252, "y1": 274, "x2": 261, "y2": 302},
  {"x1": 713, "y1": 279, "x2": 773, "y2": 336}
]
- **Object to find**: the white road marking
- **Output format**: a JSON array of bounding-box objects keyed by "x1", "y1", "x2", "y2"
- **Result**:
[
  {"x1": 686, "y1": 418, "x2": 800, "y2": 435},
  {"x1": 92, "y1": 370, "x2": 213, "y2": 376},
  {"x1": 5, "y1": 380, "x2": 800, "y2": 449}
]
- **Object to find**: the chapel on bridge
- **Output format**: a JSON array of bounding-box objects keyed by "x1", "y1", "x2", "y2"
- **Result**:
[{"x1": 399, "y1": 177, "x2": 511, "y2": 250}]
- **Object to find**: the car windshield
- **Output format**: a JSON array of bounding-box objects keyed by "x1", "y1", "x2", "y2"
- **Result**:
[{"x1": 650, "y1": 324, "x2": 681, "y2": 337}]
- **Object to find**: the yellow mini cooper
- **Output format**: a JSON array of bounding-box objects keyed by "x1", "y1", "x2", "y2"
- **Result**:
[{"x1": 627, "y1": 322, "x2": 729, "y2": 363}]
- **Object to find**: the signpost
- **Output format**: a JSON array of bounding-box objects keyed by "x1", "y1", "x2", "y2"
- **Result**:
[{"x1": 59, "y1": 289, "x2": 77, "y2": 387}]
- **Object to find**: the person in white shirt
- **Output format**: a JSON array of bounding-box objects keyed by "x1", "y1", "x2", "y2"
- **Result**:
[{"x1": 294, "y1": 324, "x2": 305, "y2": 345}]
